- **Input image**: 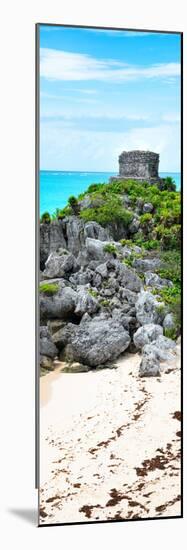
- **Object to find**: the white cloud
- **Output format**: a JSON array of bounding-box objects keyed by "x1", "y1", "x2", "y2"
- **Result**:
[
  {"x1": 40, "y1": 120, "x2": 180, "y2": 172},
  {"x1": 40, "y1": 48, "x2": 180, "y2": 82}
]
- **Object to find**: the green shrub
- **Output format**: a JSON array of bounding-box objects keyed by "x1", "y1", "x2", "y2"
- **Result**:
[
  {"x1": 154, "y1": 224, "x2": 181, "y2": 250},
  {"x1": 88, "y1": 289, "x2": 98, "y2": 298},
  {"x1": 120, "y1": 239, "x2": 133, "y2": 247},
  {"x1": 158, "y1": 177, "x2": 176, "y2": 192},
  {"x1": 163, "y1": 327, "x2": 177, "y2": 340},
  {"x1": 159, "y1": 287, "x2": 181, "y2": 330},
  {"x1": 99, "y1": 299, "x2": 110, "y2": 307},
  {"x1": 140, "y1": 213, "x2": 153, "y2": 225},
  {"x1": 80, "y1": 196, "x2": 133, "y2": 227},
  {"x1": 157, "y1": 250, "x2": 181, "y2": 286},
  {"x1": 103, "y1": 243, "x2": 117, "y2": 254},
  {"x1": 143, "y1": 239, "x2": 159, "y2": 250},
  {"x1": 41, "y1": 212, "x2": 51, "y2": 224},
  {"x1": 39, "y1": 283, "x2": 59, "y2": 296},
  {"x1": 68, "y1": 195, "x2": 78, "y2": 207},
  {"x1": 57, "y1": 205, "x2": 73, "y2": 218},
  {"x1": 67, "y1": 195, "x2": 79, "y2": 214},
  {"x1": 86, "y1": 183, "x2": 105, "y2": 194},
  {"x1": 156, "y1": 303, "x2": 166, "y2": 315}
]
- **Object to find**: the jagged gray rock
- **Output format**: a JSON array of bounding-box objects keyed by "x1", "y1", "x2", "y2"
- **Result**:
[
  {"x1": 142, "y1": 335, "x2": 176, "y2": 362},
  {"x1": 75, "y1": 288, "x2": 100, "y2": 317},
  {"x1": 133, "y1": 323, "x2": 163, "y2": 349},
  {"x1": 163, "y1": 313, "x2": 175, "y2": 331},
  {"x1": 133, "y1": 257, "x2": 161, "y2": 272},
  {"x1": 52, "y1": 323, "x2": 78, "y2": 350},
  {"x1": 40, "y1": 287, "x2": 77, "y2": 320},
  {"x1": 135, "y1": 291, "x2": 164, "y2": 325},
  {"x1": 129, "y1": 218, "x2": 141, "y2": 234},
  {"x1": 43, "y1": 250, "x2": 78, "y2": 279},
  {"x1": 117, "y1": 262, "x2": 142, "y2": 292},
  {"x1": 64, "y1": 318, "x2": 131, "y2": 367},
  {"x1": 143, "y1": 202, "x2": 154, "y2": 213},
  {"x1": 40, "y1": 221, "x2": 67, "y2": 269},
  {"x1": 84, "y1": 221, "x2": 110, "y2": 241},
  {"x1": 145, "y1": 271, "x2": 173, "y2": 289},
  {"x1": 139, "y1": 353, "x2": 161, "y2": 377},
  {"x1": 95, "y1": 262, "x2": 108, "y2": 278},
  {"x1": 40, "y1": 326, "x2": 58, "y2": 368}
]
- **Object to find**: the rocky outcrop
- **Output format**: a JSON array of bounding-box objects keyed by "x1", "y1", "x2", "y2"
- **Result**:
[
  {"x1": 144, "y1": 271, "x2": 173, "y2": 289},
  {"x1": 133, "y1": 257, "x2": 161, "y2": 272},
  {"x1": 40, "y1": 218, "x2": 111, "y2": 270},
  {"x1": 39, "y1": 165, "x2": 180, "y2": 375},
  {"x1": 139, "y1": 353, "x2": 161, "y2": 377},
  {"x1": 40, "y1": 287, "x2": 77, "y2": 321},
  {"x1": 75, "y1": 288, "x2": 100, "y2": 317},
  {"x1": 40, "y1": 221, "x2": 67, "y2": 270},
  {"x1": 133, "y1": 324, "x2": 163, "y2": 349},
  {"x1": 163, "y1": 313, "x2": 175, "y2": 331},
  {"x1": 135, "y1": 291, "x2": 164, "y2": 325},
  {"x1": 43, "y1": 250, "x2": 78, "y2": 279},
  {"x1": 63, "y1": 318, "x2": 131, "y2": 367},
  {"x1": 40, "y1": 326, "x2": 58, "y2": 369},
  {"x1": 139, "y1": 334, "x2": 176, "y2": 377}
]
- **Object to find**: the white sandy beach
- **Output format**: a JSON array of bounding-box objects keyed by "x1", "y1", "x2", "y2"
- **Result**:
[{"x1": 39, "y1": 344, "x2": 181, "y2": 525}]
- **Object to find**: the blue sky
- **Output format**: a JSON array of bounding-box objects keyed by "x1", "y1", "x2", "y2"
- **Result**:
[{"x1": 39, "y1": 26, "x2": 181, "y2": 172}]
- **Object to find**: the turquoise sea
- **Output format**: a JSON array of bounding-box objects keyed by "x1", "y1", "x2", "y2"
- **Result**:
[{"x1": 40, "y1": 171, "x2": 181, "y2": 215}]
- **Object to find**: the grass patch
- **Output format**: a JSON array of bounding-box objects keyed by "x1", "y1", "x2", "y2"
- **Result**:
[
  {"x1": 163, "y1": 327, "x2": 177, "y2": 340},
  {"x1": 103, "y1": 243, "x2": 117, "y2": 254},
  {"x1": 40, "y1": 282, "x2": 59, "y2": 296}
]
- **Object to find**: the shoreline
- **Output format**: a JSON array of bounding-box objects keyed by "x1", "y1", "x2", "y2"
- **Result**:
[{"x1": 39, "y1": 344, "x2": 181, "y2": 525}]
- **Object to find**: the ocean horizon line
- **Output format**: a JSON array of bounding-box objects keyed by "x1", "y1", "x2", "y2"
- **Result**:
[{"x1": 40, "y1": 169, "x2": 180, "y2": 174}]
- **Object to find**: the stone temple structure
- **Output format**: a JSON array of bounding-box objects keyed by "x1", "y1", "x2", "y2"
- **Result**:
[{"x1": 110, "y1": 150, "x2": 161, "y2": 184}]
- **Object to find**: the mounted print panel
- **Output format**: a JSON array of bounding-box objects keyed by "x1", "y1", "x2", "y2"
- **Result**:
[{"x1": 36, "y1": 24, "x2": 182, "y2": 526}]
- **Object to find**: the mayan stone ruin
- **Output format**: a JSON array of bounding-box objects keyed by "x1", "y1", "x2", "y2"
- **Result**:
[{"x1": 110, "y1": 150, "x2": 161, "y2": 184}]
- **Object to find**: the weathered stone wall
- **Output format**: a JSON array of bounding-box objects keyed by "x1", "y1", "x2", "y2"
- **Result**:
[{"x1": 119, "y1": 150, "x2": 159, "y2": 179}]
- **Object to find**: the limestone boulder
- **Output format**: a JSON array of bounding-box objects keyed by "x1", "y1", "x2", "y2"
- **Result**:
[
  {"x1": 135, "y1": 291, "x2": 164, "y2": 325},
  {"x1": 43, "y1": 250, "x2": 78, "y2": 279},
  {"x1": 75, "y1": 288, "x2": 100, "y2": 317},
  {"x1": 133, "y1": 323, "x2": 163, "y2": 349},
  {"x1": 163, "y1": 313, "x2": 176, "y2": 331},
  {"x1": 133, "y1": 258, "x2": 161, "y2": 273},
  {"x1": 145, "y1": 271, "x2": 173, "y2": 289},
  {"x1": 40, "y1": 286, "x2": 77, "y2": 321},
  {"x1": 142, "y1": 335, "x2": 176, "y2": 362},
  {"x1": 139, "y1": 354, "x2": 161, "y2": 377},
  {"x1": 64, "y1": 318, "x2": 131, "y2": 367},
  {"x1": 40, "y1": 326, "x2": 57, "y2": 356}
]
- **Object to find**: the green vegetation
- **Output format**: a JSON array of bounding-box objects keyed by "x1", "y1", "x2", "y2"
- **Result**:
[
  {"x1": 158, "y1": 177, "x2": 176, "y2": 192},
  {"x1": 40, "y1": 175, "x2": 181, "y2": 336},
  {"x1": 156, "y1": 303, "x2": 166, "y2": 315},
  {"x1": 39, "y1": 282, "x2": 59, "y2": 296},
  {"x1": 80, "y1": 195, "x2": 133, "y2": 227},
  {"x1": 99, "y1": 299, "x2": 110, "y2": 307},
  {"x1": 155, "y1": 250, "x2": 181, "y2": 331},
  {"x1": 142, "y1": 240, "x2": 160, "y2": 250},
  {"x1": 120, "y1": 239, "x2": 134, "y2": 247},
  {"x1": 103, "y1": 243, "x2": 117, "y2": 255},
  {"x1": 163, "y1": 327, "x2": 177, "y2": 340},
  {"x1": 139, "y1": 213, "x2": 153, "y2": 225},
  {"x1": 68, "y1": 195, "x2": 79, "y2": 214},
  {"x1": 88, "y1": 289, "x2": 98, "y2": 298},
  {"x1": 123, "y1": 250, "x2": 144, "y2": 268},
  {"x1": 41, "y1": 212, "x2": 51, "y2": 224}
]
